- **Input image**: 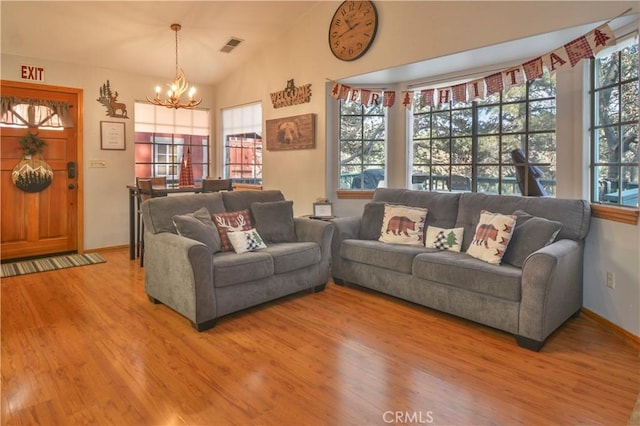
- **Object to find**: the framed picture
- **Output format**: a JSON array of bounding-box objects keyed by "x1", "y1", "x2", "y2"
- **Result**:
[
  {"x1": 266, "y1": 113, "x2": 315, "y2": 151},
  {"x1": 313, "y1": 202, "x2": 333, "y2": 218},
  {"x1": 100, "y1": 121, "x2": 126, "y2": 150}
]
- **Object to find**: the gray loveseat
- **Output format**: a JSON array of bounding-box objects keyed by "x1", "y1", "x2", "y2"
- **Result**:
[
  {"x1": 142, "y1": 190, "x2": 334, "y2": 331},
  {"x1": 331, "y1": 188, "x2": 591, "y2": 351}
]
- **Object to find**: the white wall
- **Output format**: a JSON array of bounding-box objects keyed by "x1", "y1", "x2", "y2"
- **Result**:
[{"x1": 1, "y1": 54, "x2": 215, "y2": 250}]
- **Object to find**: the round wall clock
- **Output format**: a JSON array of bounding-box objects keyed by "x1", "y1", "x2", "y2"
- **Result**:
[{"x1": 328, "y1": 0, "x2": 378, "y2": 61}]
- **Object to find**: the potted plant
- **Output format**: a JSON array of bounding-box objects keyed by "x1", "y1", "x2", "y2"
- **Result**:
[{"x1": 11, "y1": 131, "x2": 54, "y2": 193}]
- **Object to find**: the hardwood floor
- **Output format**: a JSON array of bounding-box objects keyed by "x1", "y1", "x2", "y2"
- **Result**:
[{"x1": 2, "y1": 247, "x2": 638, "y2": 425}]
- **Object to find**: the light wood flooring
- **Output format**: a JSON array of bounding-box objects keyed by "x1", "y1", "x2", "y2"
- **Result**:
[{"x1": 2, "y1": 247, "x2": 639, "y2": 425}]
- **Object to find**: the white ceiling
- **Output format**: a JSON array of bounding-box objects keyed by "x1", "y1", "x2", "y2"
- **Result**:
[
  {"x1": 0, "y1": 1, "x2": 322, "y2": 86},
  {"x1": 1, "y1": 2, "x2": 638, "y2": 89}
]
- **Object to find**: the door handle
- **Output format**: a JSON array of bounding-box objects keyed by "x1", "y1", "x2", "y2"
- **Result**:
[{"x1": 68, "y1": 184, "x2": 76, "y2": 190}]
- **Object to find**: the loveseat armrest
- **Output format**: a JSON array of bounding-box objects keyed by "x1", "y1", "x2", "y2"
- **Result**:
[
  {"x1": 330, "y1": 216, "x2": 362, "y2": 281},
  {"x1": 518, "y1": 239, "x2": 583, "y2": 350},
  {"x1": 144, "y1": 231, "x2": 216, "y2": 327},
  {"x1": 294, "y1": 218, "x2": 334, "y2": 265}
]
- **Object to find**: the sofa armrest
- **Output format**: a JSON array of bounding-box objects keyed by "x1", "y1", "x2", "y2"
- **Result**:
[
  {"x1": 518, "y1": 239, "x2": 583, "y2": 348},
  {"x1": 294, "y1": 218, "x2": 334, "y2": 265},
  {"x1": 330, "y1": 216, "x2": 362, "y2": 280},
  {"x1": 144, "y1": 231, "x2": 216, "y2": 326}
]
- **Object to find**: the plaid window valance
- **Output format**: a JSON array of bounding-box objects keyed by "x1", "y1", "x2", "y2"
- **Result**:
[{"x1": 1, "y1": 96, "x2": 73, "y2": 128}]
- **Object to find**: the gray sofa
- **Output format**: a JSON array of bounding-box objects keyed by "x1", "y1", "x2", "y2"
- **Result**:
[
  {"x1": 331, "y1": 188, "x2": 591, "y2": 351},
  {"x1": 141, "y1": 190, "x2": 334, "y2": 331}
]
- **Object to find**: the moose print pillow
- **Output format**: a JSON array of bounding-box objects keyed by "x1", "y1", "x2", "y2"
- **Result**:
[
  {"x1": 212, "y1": 209, "x2": 254, "y2": 252},
  {"x1": 466, "y1": 210, "x2": 516, "y2": 265},
  {"x1": 379, "y1": 204, "x2": 428, "y2": 246}
]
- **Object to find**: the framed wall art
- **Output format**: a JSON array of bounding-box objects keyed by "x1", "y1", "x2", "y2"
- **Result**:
[
  {"x1": 100, "y1": 121, "x2": 126, "y2": 150},
  {"x1": 265, "y1": 113, "x2": 315, "y2": 151}
]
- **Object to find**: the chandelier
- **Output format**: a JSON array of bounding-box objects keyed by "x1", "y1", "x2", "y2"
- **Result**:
[{"x1": 147, "y1": 24, "x2": 202, "y2": 109}]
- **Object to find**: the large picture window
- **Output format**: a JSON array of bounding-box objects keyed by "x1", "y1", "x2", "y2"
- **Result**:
[
  {"x1": 590, "y1": 40, "x2": 639, "y2": 208},
  {"x1": 221, "y1": 103, "x2": 262, "y2": 185},
  {"x1": 338, "y1": 100, "x2": 386, "y2": 190},
  {"x1": 134, "y1": 102, "x2": 209, "y2": 187},
  {"x1": 411, "y1": 73, "x2": 556, "y2": 195}
]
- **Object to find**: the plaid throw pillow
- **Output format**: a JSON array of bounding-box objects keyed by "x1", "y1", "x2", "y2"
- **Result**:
[
  {"x1": 212, "y1": 209, "x2": 253, "y2": 252},
  {"x1": 227, "y1": 228, "x2": 267, "y2": 254},
  {"x1": 425, "y1": 226, "x2": 464, "y2": 252}
]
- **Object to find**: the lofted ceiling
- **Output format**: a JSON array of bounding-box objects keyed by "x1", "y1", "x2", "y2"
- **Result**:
[{"x1": 0, "y1": 1, "x2": 322, "y2": 87}]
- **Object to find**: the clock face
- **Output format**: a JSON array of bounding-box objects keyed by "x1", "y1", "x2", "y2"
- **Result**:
[{"x1": 328, "y1": 0, "x2": 378, "y2": 61}]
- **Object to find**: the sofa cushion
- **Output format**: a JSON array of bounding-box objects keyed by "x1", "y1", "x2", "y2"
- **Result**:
[
  {"x1": 359, "y1": 201, "x2": 386, "y2": 240},
  {"x1": 413, "y1": 251, "x2": 523, "y2": 301},
  {"x1": 212, "y1": 209, "x2": 254, "y2": 252},
  {"x1": 213, "y1": 251, "x2": 273, "y2": 287},
  {"x1": 466, "y1": 210, "x2": 516, "y2": 265},
  {"x1": 341, "y1": 239, "x2": 432, "y2": 274},
  {"x1": 172, "y1": 207, "x2": 221, "y2": 252},
  {"x1": 502, "y1": 210, "x2": 562, "y2": 268},
  {"x1": 379, "y1": 204, "x2": 428, "y2": 246},
  {"x1": 425, "y1": 226, "x2": 464, "y2": 252},
  {"x1": 250, "y1": 200, "x2": 297, "y2": 243},
  {"x1": 228, "y1": 228, "x2": 267, "y2": 254},
  {"x1": 262, "y1": 242, "x2": 321, "y2": 274}
]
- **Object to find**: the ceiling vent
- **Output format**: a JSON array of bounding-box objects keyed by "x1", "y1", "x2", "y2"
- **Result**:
[{"x1": 220, "y1": 37, "x2": 244, "y2": 53}]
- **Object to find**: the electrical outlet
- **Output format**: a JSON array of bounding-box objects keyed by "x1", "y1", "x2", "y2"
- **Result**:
[
  {"x1": 606, "y1": 271, "x2": 615, "y2": 289},
  {"x1": 89, "y1": 160, "x2": 106, "y2": 168}
]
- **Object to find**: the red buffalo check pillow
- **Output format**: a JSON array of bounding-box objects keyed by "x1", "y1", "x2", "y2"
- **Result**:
[
  {"x1": 212, "y1": 209, "x2": 254, "y2": 252},
  {"x1": 379, "y1": 204, "x2": 428, "y2": 246},
  {"x1": 466, "y1": 210, "x2": 516, "y2": 265}
]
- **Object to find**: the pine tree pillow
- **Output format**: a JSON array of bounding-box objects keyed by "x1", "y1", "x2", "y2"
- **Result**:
[{"x1": 425, "y1": 226, "x2": 464, "y2": 252}]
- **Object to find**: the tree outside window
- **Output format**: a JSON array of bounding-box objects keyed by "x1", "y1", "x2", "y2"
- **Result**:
[
  {"x1": 338, "y1": 100, "x2": 386, "y2": 190},
  {"x1": 591, "y1": 41, "x2": 639, "y2": 208},
  {"x1": 411, "y1": 72, "x2": 556, "y2": 195}
]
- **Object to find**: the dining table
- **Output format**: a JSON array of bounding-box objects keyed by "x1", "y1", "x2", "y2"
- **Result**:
[{"x1": 127, "y1": 184, "x2": 203, "y2": 260}]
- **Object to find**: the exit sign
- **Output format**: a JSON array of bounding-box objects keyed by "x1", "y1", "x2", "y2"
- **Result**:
[{"x1": 20, "y1": 65, "x2": 45, "y2": 82}]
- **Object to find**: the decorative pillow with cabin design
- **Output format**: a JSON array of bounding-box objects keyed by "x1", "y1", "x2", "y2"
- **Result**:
[
  {"x1": 379, "y1": 204, "x2": 428, "y2": 246},
  {"x1": 466, "y1": 210, "x2": 517, "y2": 265},
  {"x1": 212, "y1": 209, "x2": 254, "y2": 252},
  {"x1": 425, "y1": 226, "x2": 464, "y2": 252}
]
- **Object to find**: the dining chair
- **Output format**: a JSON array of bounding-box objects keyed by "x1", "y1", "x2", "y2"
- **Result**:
[
  {"x1": 136, "y1": 177, "x2": 166, "y2": 266},
  {"x1": 201, "y1": 178, "x2": 233, "y2": 193}
]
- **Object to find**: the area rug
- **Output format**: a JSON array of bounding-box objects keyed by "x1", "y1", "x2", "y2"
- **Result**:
[{"x1": 1, "y1": 253, "x2": 106, "y2": 278}]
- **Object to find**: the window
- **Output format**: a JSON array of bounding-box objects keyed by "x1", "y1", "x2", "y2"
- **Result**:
[
  {"x1": 590, "y1": 40, "x2": 639, "y2": 208},
  {"x1": 134, "y1": 102, "x2": 209, "y2": 187},
  {"x1": 411, "y1": 73, "x2": 556, "y2": 195},
  {"x1": 338, "y1": 100, "x2": 386, "y2": 190},
  {"x1": 221, "y1": 103, "x2": 262, "y2": 185}
]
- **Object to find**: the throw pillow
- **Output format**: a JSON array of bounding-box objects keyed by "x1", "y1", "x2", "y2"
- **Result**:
[
  {"x1": 212, "y1": 209, "x2": 254, "y2": 252},
  {"x1": 359, "y1": 201, "x2": 386, "y2": 240},
  {"x1": 172, "y1": 207, "x2": 221, "y2": 252},
  {"x1": 466, "y1": 210, "x2": 516, "y2": 265},
  {"x1": 250, "y1": 200, "x2": 296, "y2": 243},
  {"x1": 379, "y1": 204, "x2": 428, "y2": 246},
  {"x1": 502, "y1": 210, "x2": 563, "y2": 268},
  {"x1": 425, "y1": 226, "x2": 464, "y2": 252},
  {"x1": 227, "y1": 228, "x2": 267, "y2": 254}
]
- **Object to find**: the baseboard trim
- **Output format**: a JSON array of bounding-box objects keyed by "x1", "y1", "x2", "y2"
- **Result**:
[{"x1": 581, "y1": 308, "x2": 640, "y2": 348}]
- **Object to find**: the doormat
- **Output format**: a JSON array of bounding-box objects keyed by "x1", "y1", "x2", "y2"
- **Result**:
[{"x1": 1, "y1": 253, "x2": 106, "y2": 278}]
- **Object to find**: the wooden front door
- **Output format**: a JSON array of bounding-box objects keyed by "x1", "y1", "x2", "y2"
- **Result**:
[{"x1": 1, "y1": 81, "x2": 83, "y2": 261}]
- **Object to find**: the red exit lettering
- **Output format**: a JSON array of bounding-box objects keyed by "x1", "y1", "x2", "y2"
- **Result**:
[{"x1": 20, "y1": 65, "x2": 45, "y2": 82}]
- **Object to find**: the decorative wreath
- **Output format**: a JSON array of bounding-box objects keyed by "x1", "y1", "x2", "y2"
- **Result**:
[{"x1": 12, "y1": 131, "x2": 53, "y2": 193}]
